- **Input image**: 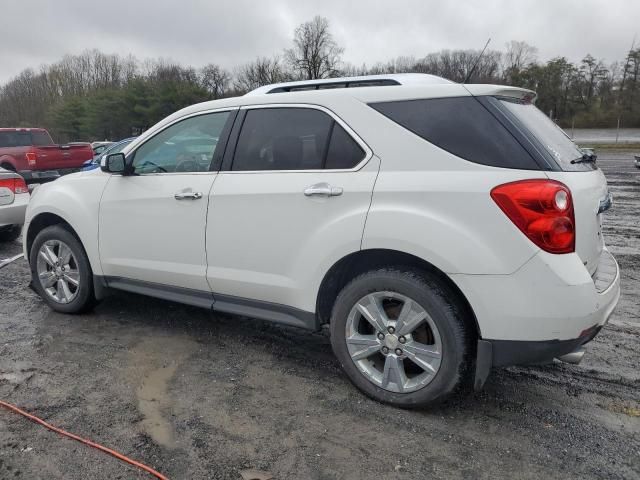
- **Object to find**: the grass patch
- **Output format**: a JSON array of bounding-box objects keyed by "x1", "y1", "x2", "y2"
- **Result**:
[
  {"x1": 607, "y1": 403, "x2": 640, "y2": 417},
  {"x1": 577, "y1": 143, "x2": 640, "y2": 151}
]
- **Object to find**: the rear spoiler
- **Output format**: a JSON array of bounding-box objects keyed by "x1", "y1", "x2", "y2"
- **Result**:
[{"x1": 463, "y1": 84, "x2": 537, "y2": 103}]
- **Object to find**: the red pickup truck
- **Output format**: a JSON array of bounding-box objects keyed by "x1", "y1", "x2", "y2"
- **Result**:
[{"x1": 0, "y1": 128, "x2": 94, "y2": 183}]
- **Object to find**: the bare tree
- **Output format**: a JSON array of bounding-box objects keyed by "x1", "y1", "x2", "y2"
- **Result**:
[
  {"x1": 233, "y1": 57, "x2": 290, "y2": 93},
  {"x1": 200, "y1": 64, "x2": 231, "y2": 98},
  {"x1": 503, "y1": 41, "x2": 538, "y2": 81},
  {"x1": 285, "y1": 16, "x2": 344, "y2": 79}
]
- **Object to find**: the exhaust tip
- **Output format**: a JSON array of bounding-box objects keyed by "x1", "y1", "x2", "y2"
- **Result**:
[{"x1": 557, "y1": 348, "x2": 585, "y2": 365}]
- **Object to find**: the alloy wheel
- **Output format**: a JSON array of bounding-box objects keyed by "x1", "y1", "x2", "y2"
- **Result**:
[
  {"x1": 36, "y1": 240, "x2": 80, "y2": 304},
  {"x1": 345, "y1": 291, "x2": 443, "y2": 393}
]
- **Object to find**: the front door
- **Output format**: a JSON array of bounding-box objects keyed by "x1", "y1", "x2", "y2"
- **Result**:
[{"x1": 99, "y1": 110, "x2": 234, "y2": 292}]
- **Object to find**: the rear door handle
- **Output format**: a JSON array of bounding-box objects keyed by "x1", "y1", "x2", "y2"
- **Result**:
[
  {"x1": 304, "y1": 182, "x2": 343, "y2": 197},
  {"x1": 174, "y1": 191, "x2": 203, "y2": 200}
]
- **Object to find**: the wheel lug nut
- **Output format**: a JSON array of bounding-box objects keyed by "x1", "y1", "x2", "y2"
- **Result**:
[
  {"x1": 398, "y1": 336, "x2": 406, "y2": 344},
  {"x1": 381, "y1": 346, "x2": 389, "y2": 354},
  {"x1": 387, "y1": 326, "x2": 395, "y2": 334},
  {"x1": 395, "y1": 348, "x2": 403, "y2": 356},
  {"x1": 377, "y1": 332, "x2": 385, "y2": 340}
]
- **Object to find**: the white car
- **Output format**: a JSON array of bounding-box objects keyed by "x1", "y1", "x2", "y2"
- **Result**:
[
  {"x1": 23, "y1": 74, "x2": 620, "y2": 407},
  {"x1": 0, "y1": 167, "x2": 29, "y2": 242}
]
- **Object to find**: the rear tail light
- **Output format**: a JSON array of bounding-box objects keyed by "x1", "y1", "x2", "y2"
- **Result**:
[
  {"x1": 25, "y1": 151, "x2": 37, "y2": 167},
  {"x1": 491, "y1": 179, "x2": 575, "y2": 254},
  {"x1": 0, "y1": 177, "x2": 29, "y2": 194}
]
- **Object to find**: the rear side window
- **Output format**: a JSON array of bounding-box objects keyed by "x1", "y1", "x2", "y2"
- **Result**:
[
  {"x1": 31, "y1": 131, "x2": 53, "y2": 146},
  {"x1": 232, "y1": 108, "x2": 365, "y2": 171},
  {"x1": 326, "y1": 123, "x2": 365, "y2": 169},
  {"x1": 370, "y1": 97, "x2": 539, "y2": 170}
]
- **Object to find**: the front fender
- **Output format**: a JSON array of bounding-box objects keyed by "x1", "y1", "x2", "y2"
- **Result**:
[{"x1": 24, "y1": 172, "x2": 110, "y2": 275}]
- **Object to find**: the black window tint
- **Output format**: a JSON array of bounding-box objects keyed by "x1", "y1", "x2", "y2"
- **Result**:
[
  {"x1": 233, "y1": 108, "x2": 332, "y2": 171},
  {"x1": 0, "y1": 133, "x2": 10, "y2": 147},
  {"x1": 370, "y1": 97, "x2": 539, "y2": 170},
  {"x1": 325, "y1": 123, "x2": 365, "y2": 169}
]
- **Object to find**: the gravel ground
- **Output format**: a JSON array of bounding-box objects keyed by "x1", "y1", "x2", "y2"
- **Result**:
[{"x1": 0, "y1": 151, "x2": 638, "y2": 480}]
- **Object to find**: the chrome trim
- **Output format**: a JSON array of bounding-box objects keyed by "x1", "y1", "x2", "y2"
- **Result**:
[
  {"x1": 174, "y1": 191, "x2": 203, "y2": 200},
  {"x1": 598, "y1": 192, "x2": 613, "y2": 214},
  {"x1": 303, "y1": 182, "x2": 343, "y2": 197},
  {"x1": 557, "y1": 347, "x2": 585, "y2": 365}
]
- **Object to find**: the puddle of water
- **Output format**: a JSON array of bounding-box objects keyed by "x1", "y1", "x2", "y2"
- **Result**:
[
  {"x1": 137, "y1": 362, "x2": 179, "y2": 447},
  {"x1": 127, "y1": 336, "x2": 197, "y2": 449}
]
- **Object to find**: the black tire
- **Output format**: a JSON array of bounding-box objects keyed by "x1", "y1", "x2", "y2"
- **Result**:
[
  {"x1": 29, "y1": 225, "x2": 97, "y2": 314},
  {"x1": 0, "y1": 225, "x2": 22, "y2": 243},
  {"x1": 330, "y1": 268, "x2": 472, "y2": 408}
]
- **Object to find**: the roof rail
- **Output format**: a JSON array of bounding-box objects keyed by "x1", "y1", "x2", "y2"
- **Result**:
[{"x1": 245, "y1": 73, "x2": 452, "y2": 96}]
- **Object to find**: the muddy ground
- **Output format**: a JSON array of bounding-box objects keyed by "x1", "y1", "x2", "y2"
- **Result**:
[{"x1": 0, "y1": 151, "x2": 638, "y2": 480}]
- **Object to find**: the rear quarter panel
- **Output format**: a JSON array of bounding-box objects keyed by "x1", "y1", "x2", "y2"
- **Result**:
[{"x1": 320, "y1": 96, "x2": 545, "y2": 275}]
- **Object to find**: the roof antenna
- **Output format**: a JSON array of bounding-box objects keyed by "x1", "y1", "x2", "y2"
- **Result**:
[{"x1": 463, "y1": 38, "x2": 491, "y2": 84}]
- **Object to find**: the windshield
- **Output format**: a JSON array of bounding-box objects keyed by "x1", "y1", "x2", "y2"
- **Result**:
[
  {"x1": 498, "y1": 98, "x2": 593, "y2": 171},
  {"x1": 109, "y1": 139, "x2": 133, "y2": 155}
]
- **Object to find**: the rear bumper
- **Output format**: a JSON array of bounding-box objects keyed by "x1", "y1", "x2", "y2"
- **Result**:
[
  {"x1": 457, "y1": 248, "x2": 620, "y2": 390},
  {"x1": 0, "y1": 193, "x2": 29, "y2": 227},
  {"x1": 452, "y1": 248, "x2": 620, "y2": 342},
  {"x1": 485, "y1": 324, "x2": 601, "y2": 368},
  {"x1": 473, "y1": 325, "x2": 602, "y2": 390}
]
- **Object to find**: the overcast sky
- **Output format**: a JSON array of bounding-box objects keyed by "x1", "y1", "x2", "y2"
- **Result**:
[{"x1": 1, "y1": 0, "x2": 638, "y2": 84}]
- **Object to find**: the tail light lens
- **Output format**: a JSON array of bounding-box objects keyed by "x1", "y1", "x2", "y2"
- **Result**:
[
  {"x1": 0, "y1": 177, "x2": 29, "y2": 194},
  {"x1": 491, "y1": 179, "x2": 575, "y2": 254},
  {"x1": 25, "y1": 151, "x2": 37, "y2": 167}
]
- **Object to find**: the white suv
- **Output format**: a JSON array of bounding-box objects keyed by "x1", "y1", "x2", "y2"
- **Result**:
[{"x1": 24, "y1": 74, "x2": 620, "y2": 407}]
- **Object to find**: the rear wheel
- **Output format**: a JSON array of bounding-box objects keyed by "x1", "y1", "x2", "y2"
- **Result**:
[
  {"x1": 330, "y1": 268, "x2": 471, "y2": 408},
  {"x1": 29, "y1": 225, "x2": 97, "y2": 313}
]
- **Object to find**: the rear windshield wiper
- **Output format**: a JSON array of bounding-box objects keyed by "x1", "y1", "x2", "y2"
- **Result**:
[{"x1": 571, "y1": 153, "x2": 597, "y2": 164}]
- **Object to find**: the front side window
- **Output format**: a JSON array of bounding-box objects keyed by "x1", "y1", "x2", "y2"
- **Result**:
[
  {"x1": 132, "y1": 111, "x2": 230, "y2": 174},
  {"x1": 232, "y1": 108, "x2": 365, "y2": 171}
]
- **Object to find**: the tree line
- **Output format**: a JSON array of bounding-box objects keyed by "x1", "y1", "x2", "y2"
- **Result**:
[{"x1": 1, "y1": 16, "x2": 639, "y2": 143}]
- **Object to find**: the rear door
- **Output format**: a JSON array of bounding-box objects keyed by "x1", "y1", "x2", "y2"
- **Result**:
[{"x1": 206, "y1": 105, "x2": 379, "y2": 314}]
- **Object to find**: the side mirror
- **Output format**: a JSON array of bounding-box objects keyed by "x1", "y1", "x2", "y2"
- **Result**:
[{"x1": 101, "y1": 153, "x2": 126, "y2": 174}]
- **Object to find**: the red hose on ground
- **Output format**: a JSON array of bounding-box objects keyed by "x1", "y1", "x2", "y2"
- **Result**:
[{"x1": 0, "y1": 400, "x2": 169, "y2": 480}]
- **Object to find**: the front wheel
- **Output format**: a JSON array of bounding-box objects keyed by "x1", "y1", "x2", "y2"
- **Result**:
[
  {"x1": 29, "y1": 225, "x2": 97, "y2": 313},
  {"x1": 330, "y1": 268, "x2": 472, "y2": 408}
]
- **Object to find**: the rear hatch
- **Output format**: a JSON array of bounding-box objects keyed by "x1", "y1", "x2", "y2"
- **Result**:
[{"x1": 497, "y1": 98, "x2": 607, "y2": 274}]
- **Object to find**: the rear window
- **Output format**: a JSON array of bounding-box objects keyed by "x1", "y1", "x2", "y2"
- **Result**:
[
  {"x1": 370, "y1": 97, "x2": 540, "y2": 170},
  {"x1": 496, "y1": 98, "x2": 590, "y2": 171}
]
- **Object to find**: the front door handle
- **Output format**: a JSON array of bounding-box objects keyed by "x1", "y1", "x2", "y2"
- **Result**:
[
  {"x1": 174, "y1": 191, "x2": 203, "y2": 200},
  {"x1": 304, "y1": 182, "x2": 343, "y2": 197}
]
